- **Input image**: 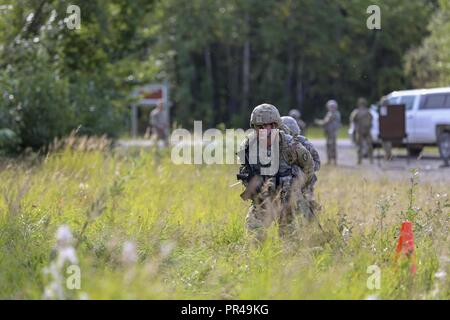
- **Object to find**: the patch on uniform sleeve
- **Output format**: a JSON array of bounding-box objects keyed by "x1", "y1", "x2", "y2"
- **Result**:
[{"x1": 303, "y1": 152, "x2": 309, "y2": 162}]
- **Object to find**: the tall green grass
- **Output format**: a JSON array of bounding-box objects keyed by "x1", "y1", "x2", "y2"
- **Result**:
[{"x1": 0, "y1": 140, "x2": 448, "y2": 299}]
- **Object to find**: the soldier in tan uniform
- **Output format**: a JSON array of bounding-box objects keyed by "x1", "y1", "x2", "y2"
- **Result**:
[
  {"x1": 288, "y1": 109, "x2": 307, "y2": 136},
  {"x1": 149, "y1": 100, "x2": 169, "y2": 146},
  {"x1": 237, "y1": 104, "x2": 314, "y2": 241},
  {"x1": 315, "y1": 100, "x2": 341, "y2": 165},
  {"x1": 281, "y1": 116, "x2": 321, "y2": 221},
  {"x1": 351, "y1": 98, "x2": 374, "y2": 164}
]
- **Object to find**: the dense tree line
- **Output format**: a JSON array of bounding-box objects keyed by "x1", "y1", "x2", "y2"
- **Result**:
[
  {"x1": 405, "y1": 0, "x2": 450, "y2": 88},
  {"x1": 152, "y1": 0, "x2": 438, "y2": 128},
  {"x1": 0, "y1": 0, "x2": 447, "y2": 151}
]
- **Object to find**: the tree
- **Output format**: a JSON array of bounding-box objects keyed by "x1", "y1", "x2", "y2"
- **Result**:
[{"x1": 405, "y1": 0, "x2": 450, "y2": 88}]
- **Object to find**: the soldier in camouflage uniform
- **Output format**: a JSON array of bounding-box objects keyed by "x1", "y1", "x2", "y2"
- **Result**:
[
  {"x1": 315, "y1": 100, "x2": 341, "y2": 165},
  {"x1": 237, "y1": 104, "x2": 314, "y2": 241},
  {"x1": 288, "y1": 109, "x2": 307, "y2": 136},
  {"x1": 149, "y1": 100, "x2": 169, "y2": 146},
  {"x1": 281, "y1": 116, "x2": 321, "y2": 221},
  {"x1": 351, "y1": 98, "x2": 374, "y2": 164}
]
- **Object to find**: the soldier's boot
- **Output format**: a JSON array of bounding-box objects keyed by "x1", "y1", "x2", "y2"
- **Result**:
[
  {"x1": 328, "y1": 155, "x2": 334, "y2": 165},
  {"x1": 358, "y1": 141, "x2": 363, "y2": 164},
  {"x1": 326, "y1": 142, "x2": 333, "y2": 165},
  {"x1": 357, "y1": 149, "x2": 362, "y2": 165},
  {"x1": 326, "y1": 152, "x2": 332, "y2": 165}
]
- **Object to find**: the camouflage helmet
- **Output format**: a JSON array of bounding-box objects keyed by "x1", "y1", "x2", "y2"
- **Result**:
[
  {"x1": 288, "y1": 109, "x2": 301, "y2": 120},
  {"x1": 250, "y1": 103, "x2": 282, "y2": 128},
  {"x1": 357, "y1": 97, "x2": 368, "y2": 108},
  {"x1": 281, "y1": 116, "x2": 301, "y2": 135},
  {"x1": 326, "y1": 99, "x2": 338, "y2": 109}
]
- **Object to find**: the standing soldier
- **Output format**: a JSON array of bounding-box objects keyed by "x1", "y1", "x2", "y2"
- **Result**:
[
  {"x1": 149, "y1": 100, "x2": 169, "y2": 147},
  {"x1": 315, "y1": 100, "x2": 341, "y2": 165},
  {"x1": 352, "y1": 98, "x2": 373, "y2": 164},
  {"x1": 237, "y1": 104, "x2": 314, "y2": 241},
  {"x1": 281, "y1": 116, "x2": 321, "y2": 221},
  {"x1": 288, "y1": 109, "x2": 307, "y2": 135}
]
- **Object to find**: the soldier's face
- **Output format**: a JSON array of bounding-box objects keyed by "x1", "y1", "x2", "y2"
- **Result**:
[{"x1": 256, "y1": 123, "x2": 274, "y2": 138}]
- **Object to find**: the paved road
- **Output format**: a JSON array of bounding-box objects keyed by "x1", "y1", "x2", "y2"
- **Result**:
[
  {"x1": 309, "y1": 138, "x2": 450, "y2": 182},
  {"x1": 117, "y1": 138, "x2": 450, "y2": 182},
  {"x1": 309, "y1": 138, "x2": 443, "y2": 169}
]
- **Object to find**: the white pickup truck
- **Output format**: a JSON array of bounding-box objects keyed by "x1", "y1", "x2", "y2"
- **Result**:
[{"x1": 350, "y1": 87, "x2": 450, "y2": 163}]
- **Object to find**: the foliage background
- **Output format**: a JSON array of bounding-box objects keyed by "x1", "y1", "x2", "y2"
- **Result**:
[{"x1": 0, "y1": 0, "x2": 449, "y2": 148}]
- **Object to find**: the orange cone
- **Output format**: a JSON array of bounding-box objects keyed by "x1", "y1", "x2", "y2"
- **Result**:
[{"x1": 394, "y1": 221, "x2": 417, "y2": 273}]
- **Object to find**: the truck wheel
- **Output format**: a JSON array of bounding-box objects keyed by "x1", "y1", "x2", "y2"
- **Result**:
[
  {"x1": 438, "y1": 132, "x2": 450, "y2": 165},
  {"x1": 407, "y1": 146, "x2": 423, "y2": 157}
]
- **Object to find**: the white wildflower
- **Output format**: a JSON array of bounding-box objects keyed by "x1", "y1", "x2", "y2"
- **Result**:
[
  {"x1": 79, "y1": 293, "x2": 89, "y2": 300},
  {"x1": 57, "y1": 247, "x2": 78, "y2": 268},
  {"x1": 160, "y1": 241, "x2": 176, "y2": 259},
  {"x1": 56, "y1": 225, "x2": 74, "y2": 248},
  {"x1": 122, "y1": 241, "x2": 138, "y2": 266},
  {"x1": 78, "y1": 183, "x2": 89, "y2": 191},
  {"x1": 342, "y1": 227, "x2": 350, "y2": 243},
  {"x1": 42, "y1": 225, "x2": 81, "y2": 300},
  {"x1": 435, "y1": 271, "x2": 446, "y2": 280}
]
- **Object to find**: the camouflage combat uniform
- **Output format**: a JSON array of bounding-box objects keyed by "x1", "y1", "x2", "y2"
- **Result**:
[
  {"x1": 150, "y1": 103, "x2": 169, "y2": 144},
  {"x1": 288, "y1": 109, "x2": 307, "y2": 136},
  {"x1": 352, "y1": 98, "x2": 373, "y2": 164},
  {"x1": 237, "y1": 104, "x2": 314, "y2": 241},
  {"x1": 316, "y1": 100, "x2": 341, "y2": 165},
  {"x1": 281, "y1": 116, "x2": 321, "y2": 221}
]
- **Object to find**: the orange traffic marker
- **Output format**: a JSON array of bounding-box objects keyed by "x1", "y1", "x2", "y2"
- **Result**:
[{"x1": 395, "y1": 221, "x2": 417, "y2": 273}]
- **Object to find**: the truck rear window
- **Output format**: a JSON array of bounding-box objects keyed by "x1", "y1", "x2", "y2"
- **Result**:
[{"x1": 421, "y1": 93, "x2": 450, "y2": 109}]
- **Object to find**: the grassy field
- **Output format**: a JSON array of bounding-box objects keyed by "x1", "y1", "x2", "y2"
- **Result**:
[
  {"x1": 0, "y1": 137, "x2": 448, "y2": 299},
  {"x1": 303, "y1": 125, "x2": 350, "y2": 140}
]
